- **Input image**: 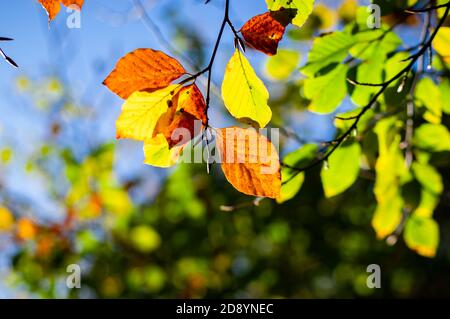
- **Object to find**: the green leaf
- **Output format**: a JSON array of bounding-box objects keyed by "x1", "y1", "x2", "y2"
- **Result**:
[
  {"x1": 415, "y1": 189, "x2": 440, "y2": 218},
  {"x1": 335, "y1": 108, "x2": 375, "y2": 132},
  {"x1": 301, "y1": 31, "x2": 355, "y2": 76},
  {"x1": 130, "y1": 225, "x2": 161, "y2": 253},
  {"x1": 351, "y1": 50, "x2": 385, "y2": 106},
  {"x1": 384, "y1": 52, "x2": 410, "y2": 82},
  {"x1": 278, "y1": 144, "x2": 317, "y2": 203},
  {"x1": 412, "y1": 162, "x2": 443, "y2": 219},
  {"x1": 382, "y1": 52, "x2": 411, "y2": 107},
  {"x1": 222, "y1": 49, "x2": 272, "y2": 128},
  {"x1": 412, "y1": 162, "x2": 443, "y2": 195},
  {"x1": 413, "y1": 123, "x2": 450, "y2": 152},
  {"x1": 404, "y1": 216, "x2": 439, "y2": 258},
  {"x1": 415, "y1": 78, "x2": 442, "y2": 124},
  {"x1": 440, "y1": 78, "x2": 450, "y2": 114},
  {"x1": 321, "y1": 141, "x2": 361, "y2": 198},
  {"x1": 304, "y1": 64, "x2": 348, "y2": 114},
  {"x1": 350, "y1": 30, "x2": 401, "y2": 60},
  {"x1": 266, "y1": 0, "x2": 315, "y2": 28},
  {"x1": 265, "y1": 49, "x2": 301, "y2": 81}
]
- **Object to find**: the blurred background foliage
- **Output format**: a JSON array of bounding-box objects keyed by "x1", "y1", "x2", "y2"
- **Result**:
[{"x1": 1, "y1": 0, "x2": 450, "y2": 298}]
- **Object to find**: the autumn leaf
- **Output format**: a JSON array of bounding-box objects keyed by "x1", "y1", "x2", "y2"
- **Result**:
[
  {"x1": 241, "y1": 10, "x2": 291, "y2": 56},
  {"x1": 38, "y1": 0, "x2": 84, "y2": 21},
  {"x1": 144, "y1": 134, "x2": 186, "y2": 168},
  {"x1": 116, "y1": 85, "x2": 181, "y2": 141},
  {"x1": 216, "y1": 127, "x2": 281, "y2": 198},
  {"x1": 176, "y1": 84, "x2": 207, "y2": 125},
  {"x1": 103, "y1": 49, "x2": 186, "y2": 99},
  {"x1": 222, "y1": 50, "x2": 272, "y2": 128},
  {"x1": 141, "y1": 84, "x2": 207, "y2": 167},
  {"x1": 155, "y1": 84, "x2": 206, "y2": 148},
  {"x1": 0, "y1": 206, "x2": 14, "y2": 232},
  {"x1": 16, "y1": 218, "x2": 38, "y2": 241}
]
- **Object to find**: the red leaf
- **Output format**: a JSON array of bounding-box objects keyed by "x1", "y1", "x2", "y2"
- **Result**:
[{"x1": 241, "y1": 11, "x2": 290, "y2": 56}]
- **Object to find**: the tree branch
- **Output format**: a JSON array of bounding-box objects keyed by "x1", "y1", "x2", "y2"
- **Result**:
[{"x1": 282, "y1": 3, "x2": 450, "y2": 182}]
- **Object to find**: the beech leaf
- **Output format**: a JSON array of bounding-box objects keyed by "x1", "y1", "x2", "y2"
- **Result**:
[
  {"x1": 116, "y1": 85, "x2": 181, "y2": 141},
  {"x1": 103, "y1": 49, "x2": 186, "y2": 99},
  {"x1": 222, "y1": 50, "x2": 272, "y2": 128},
  {"x1": 241, "y1": 11, "x2": 289, "y2": 56},
  {"x1": 216, "y1": 127, "x2": 281, "y2": 198},
  {"x1": 38, "y1": 0, "x2": 84, "y2": 21}
]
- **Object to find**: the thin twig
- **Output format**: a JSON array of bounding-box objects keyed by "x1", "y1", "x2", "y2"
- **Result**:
[
  {"x1": 282, "y1": 4, "x2": 450, "y2": 182},
  {"x1": 405, "y1": 1, "x2": 450, "y2": 13}
]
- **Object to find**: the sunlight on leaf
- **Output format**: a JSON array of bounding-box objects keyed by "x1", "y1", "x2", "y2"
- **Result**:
[
  {"x1": 304, "y1": 64, "x2": 348, "y2": 114},
  {"x1": 103, "y1": 49, "x2": 186, "y2": 99},
  {"x1": 321, "y1": 142, "x2": 361, "y2": 198},
  {"x1": 301, "y1": 31, "x2": 355, "y2": 77},
  {"x1": 372, "y1": 118, "x2": 408, "y2": 239},
  {"x1": 216, "y1": 127, "x2": 281, "y2": 198},
  {"x1": 415, "y1": 78, "x2": 442, "y2": 124},
  {"x1": 278, "y1": 144, "x2": 317, "y2": 203},
  {"x1": 38, "y1": 0, "x2": 84, "y2": 21},
  {"x1": 144, "y1": 134, "x2": 184, "y2": 168},
  {"x1": 413, "y1": 123, "x2": 450, "y2": 152},
  {"x1": 433, "y1": 27, "x2": 450, "y2": 64},
  {"x1": 241, "y1": 11, "x2": 288, "y2": 56},
  {"x1": 222, "y1": 50, "x2": 272, "y2": 128},
  {"x1": 116, "y1": 85, "x2": 181, "y2": 141},
  {"x1": 404, "y1": 216, "x2": 439, "y2": 258}
]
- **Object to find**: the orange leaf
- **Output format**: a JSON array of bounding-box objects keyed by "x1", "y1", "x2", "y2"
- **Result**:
[
  {"x1": 155, "y1": 84, "x2": 206, "y2": 148},
  {"x1": 216, "y1": 127, "x2": 281, "y2": 198},
  {"x1": 241, "y1": 11, "x2": 290, "y2": 56},
  {"x1": 16, "y1": 218, "x2": 38, "y2": 241},
  {"x1": 103, "y1": 49, "x2": 186, "y2": 99},
  {"x1": 177, "y1": 84, "x2": 207, "y2": 125},
  {"x1": 38, "y1": 0, "x2": 84, "y2": 21}
]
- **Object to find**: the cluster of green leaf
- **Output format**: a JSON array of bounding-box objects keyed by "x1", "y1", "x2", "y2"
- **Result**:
[{"x1": 266, "y1": 3, "x2": 450, "y2": 258}]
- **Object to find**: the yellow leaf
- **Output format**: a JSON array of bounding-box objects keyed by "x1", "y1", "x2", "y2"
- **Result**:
[
  {"x1": 143, "y1": 134, "x2": 184, "y2": 168},
  {"x1": 222, "y1": 50, "x2": 272, "y2": 128},
  {"x1": 0, "y1": 207, "x2": 14, "y2": 232},
  {"x1": 116, "y1": 85, "x2": 180, "y2": 141},
  {"x1": 372, "y1": 193, "x2": 403, "y2": 239},
  {"x1": 434, "y1": 27, "x2": 450, "y2": 64}
]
